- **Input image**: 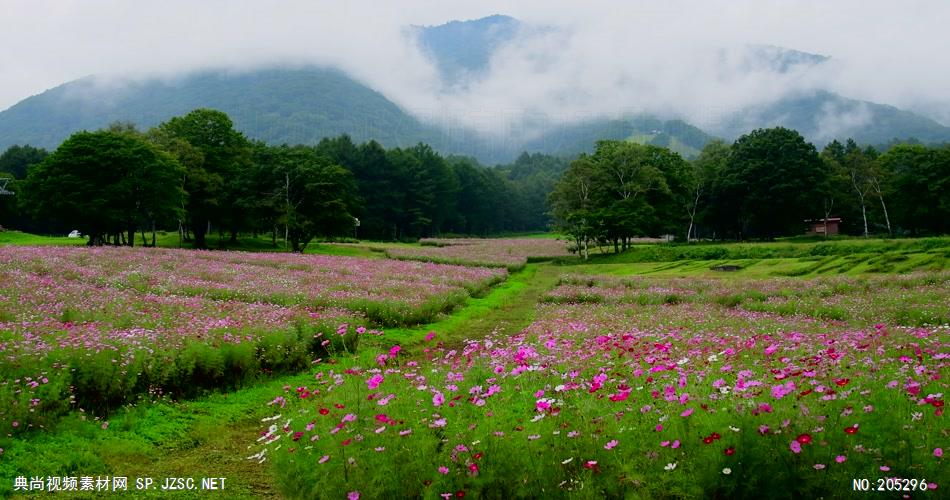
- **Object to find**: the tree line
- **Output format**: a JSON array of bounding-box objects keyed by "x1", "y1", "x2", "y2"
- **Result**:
[
  {"x1": 549, "y1": 127, "x2": 949, "y2": 256},
  {"x1": 2, "y1": 113, "x2": 947, "y2": 252},
  {"x1": 0, "y1": 109, "x2": 566, "y2": 250}
]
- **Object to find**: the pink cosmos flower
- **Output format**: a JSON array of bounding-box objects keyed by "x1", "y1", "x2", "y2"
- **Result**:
[
  {"x1": 790, "y1": 441, "x2": 802, "y2": 454},
  {"x1": 836, "y1": 455, "x2": 847, "y2": 463},
  {"x1": 425, "y1": 331, "x2": 436, "y2": 341},
  {"x1": 680, "y1": 408, "x2": 694, "y2": 417},
  {"x1": 367, "y1": 374, "x2": 384, "y2": 390},
  {"x1": 604, "y1": 440, "x2": 618, "y2": 450},
  {"x1": 438, "y1": 466, "x2": 449, "y2": 474},
  {"x1": 671, "y1": 440, "x2": 680, "y2": 449},
  {"x1": 348, "y1": 492, "x2": 360, "y2": 500},
  {"x1": 433, "y1": 392, "x2": 445, "y2": 407},
  {"x1": 935, "y1": 448, "x2": 944, "y2": 458},
  {"x1": 319, "y1": 455, "x2": 330, "y2": 464}
]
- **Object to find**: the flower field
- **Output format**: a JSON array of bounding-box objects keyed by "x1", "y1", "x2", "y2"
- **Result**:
[
  {"x1": 385, "y1": 237, "x2": 574, "y2": 270},
  {"x1": 544, "y1": 272, "x2": 950, "y2": 326},
  {"x1": 256, "y1": 272, "x2": 947, "y2": 498},
  {"x1": 0, "y1": 246, "x2": 506, "y2": 433}
]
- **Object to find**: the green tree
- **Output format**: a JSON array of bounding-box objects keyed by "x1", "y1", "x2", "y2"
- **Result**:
[
  {"x1": 712, "y1": 128, "x2": 826, "y2": 239},
  {"x1": 270, "y1": 146, "x2": 359, "y2": 252},
  {"x1": 21, "y1": 131, "x2": 184, "y2": 245},
  {"x1": 688, "y1": 140, "x2": 729, "y2": 240},
  {"x1": 879, "y1": 144, "x2": 950, "y2": 235},
  {"x1": 158, "y1": 109, "x2": 251, "y2": 248},
  {"x1": 0, "y1": 145, "x2": 48, "y2": 179}
]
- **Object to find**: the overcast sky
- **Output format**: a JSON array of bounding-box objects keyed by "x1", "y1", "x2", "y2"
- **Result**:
[{"x1": 3, "y1": 0, "x2": 950, "y2": 129}]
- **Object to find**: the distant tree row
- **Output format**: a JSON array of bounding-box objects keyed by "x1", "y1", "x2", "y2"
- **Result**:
[
  {"x1": 550, "y1": 127, "x2": 950, "y2": 254},
  {"x1": 0, "y1": 109, "x2": 567, "y2": 248}
]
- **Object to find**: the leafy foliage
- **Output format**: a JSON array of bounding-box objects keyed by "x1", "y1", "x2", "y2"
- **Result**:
[{"x1": 21, "y1": 131, "x2": 184, "y2": 245}]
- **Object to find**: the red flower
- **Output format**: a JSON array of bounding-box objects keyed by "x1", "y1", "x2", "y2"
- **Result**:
[
  {"x1": 703, "y1": 436, "x2": 714, "y2": 444},
  {"x1": 342, "y1": 439, "x2": 352, "y2": 446},
  {"x1": 474, "y1": 452, "x2": 483, "y2": 460},
  {"x1": 834, "y1": 378, "x2": 850, "y2": 387},
  {"x1": 796, "y1": 433, "x2": 813, "y2": 445},
  {"x1": 933, "y1": 400, "x2": 945, "y2": 408},
  {"x1": 799, "y1": 389, "x2": 814, "y2": 397},
  {"x1": 334, "y1": 403, "x2": 345, "y2": 409},
  {"x1": 711, "y1": 432, "x2": 721, "y2": 441},
  {"x1": 844, "y1": 425, "x2": 858, "y2": 435},
  {"x1": 319, "y1": 408, "x2": 330, "y2": 415},
  {"x1": 724, "y1": 447, "x2": 735, "y2": 456},
  {"x1": 468, "y1": 463, "x2": 479, "y2": 474},
  {"x1": 456, "y1": 491, "x2": 466, "y2": 498}
]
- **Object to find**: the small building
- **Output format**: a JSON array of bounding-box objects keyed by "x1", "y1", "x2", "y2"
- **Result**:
[{"x1": 805, "y1": 218, "x2": 841, "y2": 236}]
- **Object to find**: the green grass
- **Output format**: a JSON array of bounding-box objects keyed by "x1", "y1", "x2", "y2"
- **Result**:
[
  {"x1": 0, "y1": 371, "x2": 315, "y2": 498},
  {"x1": 379, "y1": 263, "x2": 562, "y2": 350},
  {"x1": 563, "y1": 251, "x2": 947, "y2": 279},
  {"x1": 587, "y1": 237, "x2": 950, "y2": 265},
  {"x1": 0, "y1": 230, "x2": 86, "y2": 246}
]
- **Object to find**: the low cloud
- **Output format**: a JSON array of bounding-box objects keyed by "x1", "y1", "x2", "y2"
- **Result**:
[{"x1": 2, "y1": 0, "x2": 948, "y2": 137}]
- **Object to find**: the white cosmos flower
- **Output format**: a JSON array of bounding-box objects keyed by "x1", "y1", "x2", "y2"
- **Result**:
[
  {"x1": 664, "y1": 462, "x2": 677, "y2": 471},
  {"x1": 722, "y1": 468, "x2": 732, "y2": 475}
]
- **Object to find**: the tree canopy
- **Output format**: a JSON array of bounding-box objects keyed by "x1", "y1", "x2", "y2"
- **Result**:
[{"x1": 22, "y1": 131, "x2": 184, "y2": 245}]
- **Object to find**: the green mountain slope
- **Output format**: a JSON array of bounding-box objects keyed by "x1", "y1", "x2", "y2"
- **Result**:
[
  {"x1": 521, "y1": 116, "x2": 715, "y2": 159},
  {"x1": 0, "y1": 67, "x2": 455, "y2": 152}
]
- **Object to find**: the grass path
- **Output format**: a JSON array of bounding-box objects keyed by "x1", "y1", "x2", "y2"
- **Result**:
[
  {"x1": 380, "y1": 263, "x2": 562, "y2": 349},
  {"x1": 4, "y1": 263, "x2": 566, "y2": 499}
]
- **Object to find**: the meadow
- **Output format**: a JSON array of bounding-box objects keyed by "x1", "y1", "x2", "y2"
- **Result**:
[
  {"x1": 0, "y1": 236, "x2": 947, "y2": 499},
  {"x1": 0, "y1": 246, "x2": 502, "y2": 437},
  {"x1": 252, "y1": 270, "x2": 947, "y2": 499}
]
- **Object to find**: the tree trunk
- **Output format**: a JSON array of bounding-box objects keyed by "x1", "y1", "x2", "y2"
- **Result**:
[
  {"x1": 193, "y1": 223, "x2": 207, "y2": 249},
  {"x1": 860, "y1": 199, "x2": 869, "y2": 238},
  {"x1": 878, "y1": 194, "x2": 892, "y2": 236}
]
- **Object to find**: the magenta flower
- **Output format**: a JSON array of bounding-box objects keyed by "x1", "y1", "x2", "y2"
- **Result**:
[
  {"x1": 790, "y1": 441, "x2": 802, "y2": 454},
  {"x1": 836, "y1": 455, "x2": 847, "y2": 463},
  {"x1": 347, "y1": 492, "x2": 360, "y2": 500},
  {"x1": 367, "y1": 374, "x2": 384, "y2": 390},
  {"x1": 425, "y1": 331, "x2": 436, "y2": 341},
  {"x1": 433, "y1": 392, "x2": 445, "y2": 407},
  {"x1": 680, "y1": 408, "x2": 694, "y2": 417},
  {"x1": 935, "y1": 448, "x2": 944, "y2": 458}
]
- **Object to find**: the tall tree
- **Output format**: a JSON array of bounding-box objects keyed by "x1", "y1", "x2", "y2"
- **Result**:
[
  {"x1": 157, "y1": 109, "x2": 251, "y2": 248},
  {"x1": 687, "y1": 140, "x2": 728, "y2": 241},
  {"x1": 270, "y1": 146, "x2": 359, "y2": 252},
  {"x1": 22, "y1": 131, "x2": 184, "y2": 245},
  {"x1": 879, "y1": 144, "x2": 950, "y2": 235},
  {"x1": 0, "y1": 145, "x2": 48, "y2": 179},
  {"x1": 713, "y1": 128, "x2": 826, "y2": 239}
]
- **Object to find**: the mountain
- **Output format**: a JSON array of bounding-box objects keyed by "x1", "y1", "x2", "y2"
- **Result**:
[
  {"x1": 413, "y1": 16, "x2": 950, "y2": 148},
  {"x1": 713, "y1": 90, "x2": 950, "y2": 145},
  {"x1": 3, "y1": 15, "x2": 948, "y2": 164},
  {"x1": 522, "y1": 117, "x2": 715, "y2": 158},
  {"x1": 0, "y1": 67, "x2": 466, "y2": 153},
  {"x1": 410, "y1": 14, "x2": 522, "y2": 88}
]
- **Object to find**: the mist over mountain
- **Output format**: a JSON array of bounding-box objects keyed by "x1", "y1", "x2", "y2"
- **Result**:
[{"x1": 1, "y1": 14, "x2": 949, "y2": 163}]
